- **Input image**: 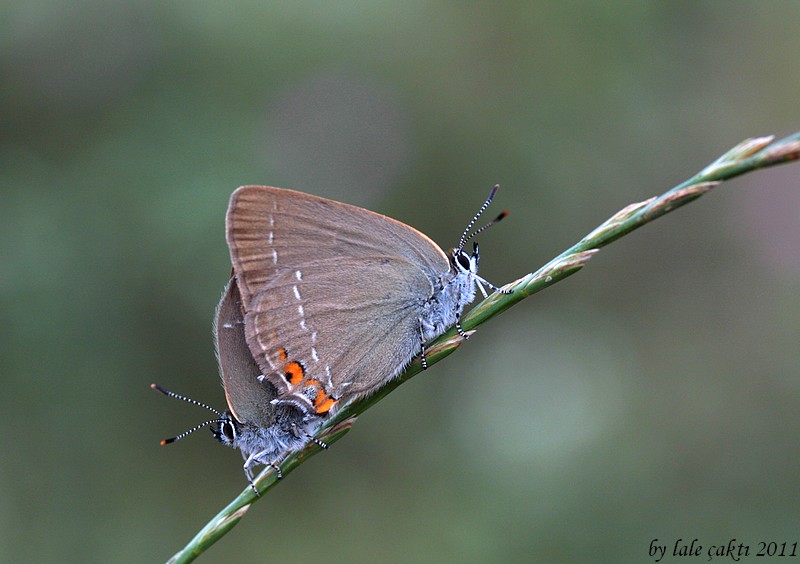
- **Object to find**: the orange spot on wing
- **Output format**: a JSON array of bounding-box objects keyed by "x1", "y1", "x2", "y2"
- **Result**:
[
  {"x1": 284, "y1": 361, "x2": 304, "y2": 385},
  {"x1": 312, "y1": 385, "x2": 337, "y2": 413},
  {"x1": 278, "y1": 347, "x2": 288, "y2": 362},
  {"x1": 315, "y1": 396, "x2": 337, "y2": 414}
]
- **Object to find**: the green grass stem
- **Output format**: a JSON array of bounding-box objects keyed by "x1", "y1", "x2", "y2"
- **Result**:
[{"x1": 167, "y1": 131, "x2": 800, "y2": 562}]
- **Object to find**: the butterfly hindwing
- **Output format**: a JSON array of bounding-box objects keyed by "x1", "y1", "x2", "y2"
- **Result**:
[
  {"x1": 215, "y1": 277, "x2": 277, "y2": 427},
  {"x1": 243, "y1": 255, "x2": 436, "y2": 413}
]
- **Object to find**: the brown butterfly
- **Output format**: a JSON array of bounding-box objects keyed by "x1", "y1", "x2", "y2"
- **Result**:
[{"x1": 226, "y1": 185, "x2": 510, "y2": 416}]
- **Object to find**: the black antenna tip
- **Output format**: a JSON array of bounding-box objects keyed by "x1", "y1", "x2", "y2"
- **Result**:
[
  {"x1": 151, "y1": 383, "x2": 167, "y2": 395},
  {"x1": 495, "y1": 210, "x2": 509, "y2": 222},
  {"x1": 489, "y1": 184, "x2": 500, "y2": 199},
  {"x1": 160, "y1": 438, "x2": 176, "y2": 445}
]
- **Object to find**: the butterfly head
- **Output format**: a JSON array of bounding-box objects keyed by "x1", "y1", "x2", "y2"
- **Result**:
[
  {"x1": 446, "y1": 185, "x2": 512, "y2": 301},
  {"x1": 211, "y1": 411, "x2": 240, "y2": 447},
  {"x1": 450, "y1": 242, "x2": 480, "y2": 277}
]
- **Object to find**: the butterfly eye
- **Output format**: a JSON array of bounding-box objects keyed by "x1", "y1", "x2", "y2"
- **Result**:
[
  {"x1": 455, "y1": 250, "x2": 472, "y2": 271},
  {"x1": 223, "y1": 421, "x2": 236, "y2": 442},
  {"x1": 214, "y1": 417, "x2": 237, "y2": 444}
]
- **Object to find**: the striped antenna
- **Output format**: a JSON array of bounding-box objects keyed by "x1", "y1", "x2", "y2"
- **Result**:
[
  {"x1": 460, "y1": 209, "x2": 508, "y2": 247},
  {"x1": 456, "y1": 184, "x2": 503, "y2": 252},
  {"x1": 159, "y1": 419, "x2": 226, "y2": 445},
  {"x1": 151, "y1": 383, "x2": 225, "y2": 445}
]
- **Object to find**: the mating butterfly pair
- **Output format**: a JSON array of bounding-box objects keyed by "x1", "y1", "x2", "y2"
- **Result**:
[{"x1": 154, "y1": 185, "x2": 509, "y2": 486}]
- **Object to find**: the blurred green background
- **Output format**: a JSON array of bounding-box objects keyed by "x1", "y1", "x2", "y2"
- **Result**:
[{"x1": 2, "y1": 2, "x2": 799, "y2": 562}]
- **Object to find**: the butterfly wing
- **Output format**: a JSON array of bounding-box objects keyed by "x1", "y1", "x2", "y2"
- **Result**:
[
  {"x1": 226, "y1": 185, "x2": 450, "y2": 309},
  {"x1": 243, "y1": 255, "x2": 434, "y2": 413},
  {"x1": 226, "y1": 185, "x2": 453, "y2": 414},
  {"x1": 214, "y1": 276, "x2": 277, "y2": 427}
]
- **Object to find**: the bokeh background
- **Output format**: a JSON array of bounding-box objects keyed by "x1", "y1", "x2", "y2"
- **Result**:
[{"x1": 2, "y1": 2, "x2": 799, "y2": 562}]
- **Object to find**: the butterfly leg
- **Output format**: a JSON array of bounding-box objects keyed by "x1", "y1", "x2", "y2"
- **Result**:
[
  {"x1": 306, "y1": 434, "x2": 328, "y2": 450},
  {"x1": 418, "y1": 320, "x2": 428, "y2": 370},
  {"x1": 243, "y1": 452, "x2": 283, "y2": 494},
  {"x1": 297, "y1": 423, "x2": 328, "y2": 450},
  {"x1": 456, "y1": 316, "x2": 469, "y2": 340},
  {"x1": 476, "y1": 275, "x2": 514, "y2": 296},
  {"x1": 267, "y1": 462, "x2": 283, "y2": 480},
  {"x1": 242, "y1": 456, "x2": 261, "y2": 494}
]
